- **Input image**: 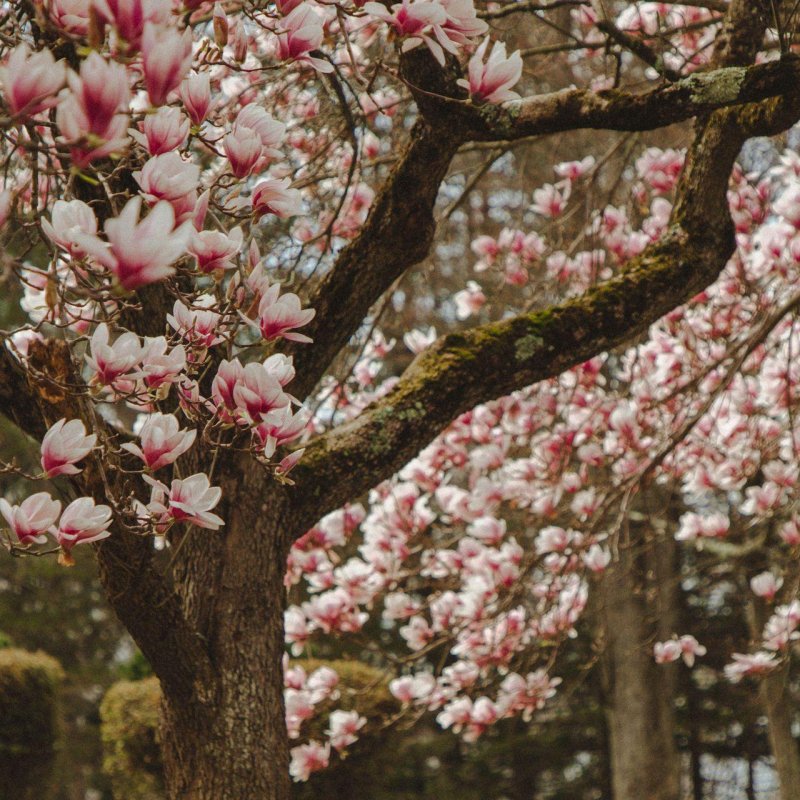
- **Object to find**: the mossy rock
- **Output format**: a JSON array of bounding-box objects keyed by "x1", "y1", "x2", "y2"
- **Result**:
[
  {"x1": 99, "y1": 677, "x2": 164, "y2": 800},
  {"x1": 0, "y1": 648, "x2": 64, "y2": 755}
]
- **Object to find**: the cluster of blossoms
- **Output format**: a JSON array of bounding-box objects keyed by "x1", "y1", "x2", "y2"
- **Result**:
[
  {"x1": 277, "y1": 136, "x2": 800, "y2": 773},
  {"x1": 0, "y1": 0, "x2": 532, "y2": 781},
  {"x1": 1, "y1": 0, "x2": 791, "y2": 787}
]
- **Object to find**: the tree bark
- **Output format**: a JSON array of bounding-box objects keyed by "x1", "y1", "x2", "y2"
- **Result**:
[
  {"x1": 601, "y1": 515, "x2": 681, "y2": 800},
  {"x1": 749, "y1": 597, "x2": 800, "y2": 800},
  {"x1": 158, "y1": 463, "x2": 293, "y2": 800}
]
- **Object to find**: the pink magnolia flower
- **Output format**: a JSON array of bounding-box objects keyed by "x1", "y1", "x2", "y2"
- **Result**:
[
  {"x1": 257, "y1": 406, "x2": 308, "y2": 457},
  {"x1": 122, "y1": 412, "x2": 196, "y2": 470},
  {"x1": 232, "y1": 362, "x2": 291, "y2": 424},
  {"x1": 289, "y1": 741, "x2": 330, "y2": 782},
  {"x1": 146, "y1": 473, "x2": 224, "y2": 530},
  {"x1": 235, "y1": 106, "x2": 285, "y2": 158},
  {"x1": 180, "y1": 72, "x2": 212, "y2": 126},
  {"x1": 453, "y1": 280, "x2": 485, "y2": 319},
  {"x1": 224, "y1": 126, "x2": 264, "y2": 179},
  {"x1": 440, "y1": 0, "x2": 487, "y2": 44},
  {"x1": 0, "y1": 44, "x2": 66, "y2": 118},
  {"x1": 48, "y1": 0, "x2": 92, "y2": 36},
  {"x1": 211, "y1": 358, "x2": 245, "y2": 420},
  {"x1": 167, "y1": 296, "x2": 226, "y2": 350},
  {"x1": 275, "y1": 6, "x2": 333, "y2": 73},
  {"x1": 92, "y1": 0, "x2": 169, "y2": 49},
  {"x1": 458, "y1": 37, "x2": 522, "y2": 104},
  {"x1": 52, "y1": 497, "x2": 113, "y2": 564},
  {"x1": 724, "y1": 651, "x2": 778, "y2": 683},
  {"x1": 41, "y1": 418, "x2": 97, "y2": 478},
  {"x1": 0, "y1": 492, "x2": 62, "y2": 546},
  {"x1": 142, "y1": 24, "x2": 193, "y2": 107},
  {"x1": 242, "y1": 283, "x2": 316, "y2": 343},
  {"x1": 531, "y1": 182, "x2": 570, "y2": 218},
  {"x1": 56, "y1": 53, "x2": 130, "y2": 167},
  {"x1": 251, "y1": 177, "x2": 303, "y2": 218},
  {"x1": 188, "y1": 227, "x2": 243, "y2": 273},
  {"x1": 74, "y1": 197, "x2": 192, "y2": 290},
  {"x1": 140, "y1": 336, "x2": 186, "y2": 390},
  {"x1": 751, "y1": 571, "x2": 783, "y2": 600},
  {"x1": 403, "y1": 325, "x2": 437, "y2": 353},
  {"x1": 133, "y1": 152, "x2": 200, "y2": 222},
  {"x1": 85, "y1": 323, "x2": 142, "y2": 387},
  {"x1": 276, "y1": 448, "x2": 305, "y2": 479},
  {"x1": 326, "y1": 710, "x2": 366, "y2": 751},
  {"x1": 41, "y1": 199, "x2": 98, "y2": 258},
  {"x1": 365, "y1": 0, "x2": 457, "y2": 65},
  {"x1": 131, "y1": 107, "x2": 190, "y2": 155}
]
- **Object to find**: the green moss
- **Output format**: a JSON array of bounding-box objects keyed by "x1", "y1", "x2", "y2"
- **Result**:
[
  {"x1": 0, "y1": 648, "x2": 64, "y2": 755},
  {"x1": 99, "y1": 677, "x2": 164, "y2": 800}
]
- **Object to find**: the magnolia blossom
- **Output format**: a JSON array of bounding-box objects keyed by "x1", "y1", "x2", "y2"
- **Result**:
[
  {"x1": 53, "y1": 497, "x2": 113, "y2": 564},
  {"x1": 48, "y1": 0, "x2": 92, "y2": 35},
  {"x1": 251, "y1": 177, "x2": 303, "y2": 219},
  {"x1": 654, "y1": 635, "x2": 707, "y2": 667},
  {"x1": 458, "y1": 37, "x2": 522, "y2": 104},
  {"x1": 751, "y1": 571, "x2": 783, "y2": 600},
  {"x1": 145, "y1": 473, "x2": 224, "y2": 530},
  {"x1": 92, "y1": 0, "x2": 170, "y2": 48},
  {"x1": 140, "y1": 337, "x2": 187, "y2": 390},
  {"x1": 41, "y1": 200, "x2": 98, "y2": 258},
  {"x1": 326, "y1": 709, "x2": 366, "y2": 751},
  {"x1": 0, "y1": 493, "x2": 62, "y2": 546},
  {"x1": 243, "y1": 283, "x2": 316, "y2": 343},
  {"x1": 167, "y1": 296, "x2": 226, "y2": 349},
  {"x1": 224, "y1": 126, "x2": 264, "y2": 179},
  {"x1": 56, "y1": 52, "x2": 130, "y2": 167},
  {"x1": 142, "y1": 24, "x2": 193, "y2": 106},
  {"x1": 0, "y1": 44, "x2": 66, "y2": 118},
  {"x1": 41, "y1": 418, "x2": 97, "y2": 478},
  {"x1": 289, "y1": 741, "x2": 330, "y2": 782},
  {"x1": 365, "y1": 0, "x2": 456, "y2": 66},
  {"x1": 74, "y1": 197, "x2": 192, "y2": 290},
  {"x1": 134, "y1": 152, "x2": 200, "y2": 222},
  {"x1": 180, "y1": 72, "x2": 212, "y2": 126},
  {"x1": 131, "y1": 106, "x2": 190, "y2": 155},
  {"x1": 403, "y1": 326, "x2": 437, "y2": 353},
  {"x1": 85, "y1": 323, "x2": 142, "y2": 387},
  {"x1": 122, "y1": 413, "x2": 196, "y2": 470},
  {"x1": 453, "y1": 280, "x2": 486, "y2": 319},
  {"x1": 188, "y1": 227, "x2": 243, "y2": 273},
  {"x1": 275, "y1": 6, "x2": 333, "y2": 73},
  {"x1": 724, "y1": 652, "x2": 779, "y2": 683}
]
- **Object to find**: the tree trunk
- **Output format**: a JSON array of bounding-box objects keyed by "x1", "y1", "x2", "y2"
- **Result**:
[
  {"x1": 601, "y1": 513, "x2": 681, "y2": 800},
  {"x1": 158, "y1": 458, "x2": 294, "y2": 800},
  {"x1": 749, "y1": 597, "x2": 800, "y2": 800}
]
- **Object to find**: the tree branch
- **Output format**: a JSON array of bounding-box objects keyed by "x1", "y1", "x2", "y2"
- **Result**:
[
  {"x1": 288, "y1": 67, "x2": 800, "y2": 538},
  {"x1": 286, "y1": 119, "x2": 463, "y2": 399},
  {"x1": 465, "y1": 55, "x2": 800, "y2": 141}
]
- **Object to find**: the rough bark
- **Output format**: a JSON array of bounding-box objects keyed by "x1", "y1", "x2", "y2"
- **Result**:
[
  {"x1": 601, "y1": 515, "x2": 681, "y2": 800},
  {"x1": 158, "y1": 460, "x2": 294, "y2": 800},
  {"x1": 748, "y1": 596, "x2": 800, "y2": 800}
]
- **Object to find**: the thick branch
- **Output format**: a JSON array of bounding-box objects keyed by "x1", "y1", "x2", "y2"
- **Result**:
[
  {"x1": 289, "y1": 80, "x2": 800, "y2": 538},
  {"x1": 466, "y1": 55, "x2": 800, "y2": 141},
  {"x1": 286, "y1": 119, "x2": 462, "y2": 399}
]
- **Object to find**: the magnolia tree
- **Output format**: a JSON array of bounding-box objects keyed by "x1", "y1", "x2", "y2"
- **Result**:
[{"x1": 3, "y1": 0, "x2": 800, "y2": 798}]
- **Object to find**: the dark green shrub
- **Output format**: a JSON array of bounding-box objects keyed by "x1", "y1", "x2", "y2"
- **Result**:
[
  {"x1": 0, "y1": 648, "x2": 64, "y2": 800},
  {"x1": 0, "y1": 648, "x2": 64, "y2": 755}
]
